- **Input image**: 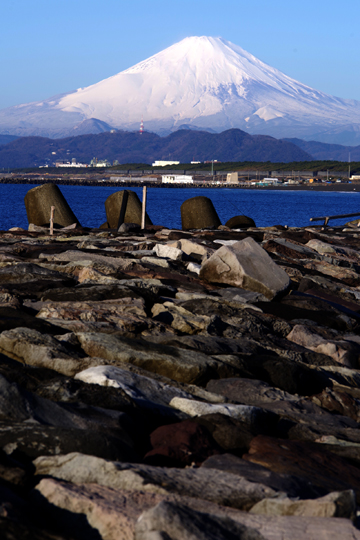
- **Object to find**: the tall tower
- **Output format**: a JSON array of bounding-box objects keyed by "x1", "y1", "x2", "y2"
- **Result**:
[{"x1": 139, "y1": 116, "x2": 144, "y2": 135}]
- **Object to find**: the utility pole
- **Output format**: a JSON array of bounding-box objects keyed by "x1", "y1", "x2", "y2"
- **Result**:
[{"x1": 349, "y1": 152, "x2": 351, "y2": 180}]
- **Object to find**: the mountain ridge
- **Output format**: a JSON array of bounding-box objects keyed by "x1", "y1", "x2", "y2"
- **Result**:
[{"x1": 0, "y1": 128, "x2": 312, "y2": 169}]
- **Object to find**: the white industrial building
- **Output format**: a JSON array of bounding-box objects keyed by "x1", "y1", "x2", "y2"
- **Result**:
[
  {"x1": 162, "y1": 175, "x2": 193, "y2": 184},
  {"x1": 152, "y1": 160, "x2": 180, "y2": 167},
  {"x1": 55, "y1": 158, "x2": 88, "y2": 168},
  {"x1": 226, "y1": 172, "x2": 239, "y2": 183}
]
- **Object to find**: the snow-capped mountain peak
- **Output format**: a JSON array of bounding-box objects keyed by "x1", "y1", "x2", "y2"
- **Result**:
[{"x1": 1, "y1": 36, "x2": 360, "y2": 144}]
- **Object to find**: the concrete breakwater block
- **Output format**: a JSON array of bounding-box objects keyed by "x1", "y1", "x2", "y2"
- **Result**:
[
  {"x1": 24, "y1": 184, "x2": 80, "y2": 227},
  {"x1": 105, "y1": 190, "x2": 152, "y2": 229},
  {"x1": 181, "y1": 196, "x2": 221, "y2": 230},
  {"x1": 226, "y1": 215, "x2": 256, "y2": 229},
  {"x1": 200, "y1": 236, "x2": 290, "y2": 300}
]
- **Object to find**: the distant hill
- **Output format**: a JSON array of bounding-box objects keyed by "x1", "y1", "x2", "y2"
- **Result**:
[
  {"x1": 0, "y1": 135, "x2": 18, "y2": 146},
  {"x1": 283, "y1": 138, "x2": 360, "y2": 161},
  {"x1": 0, "y1": 129, "x2": 312, "y2": 169}
]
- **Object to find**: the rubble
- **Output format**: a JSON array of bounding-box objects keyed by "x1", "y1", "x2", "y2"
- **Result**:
[{"x1": 1, "y1": 219, "x2": 360, "y2": 538}]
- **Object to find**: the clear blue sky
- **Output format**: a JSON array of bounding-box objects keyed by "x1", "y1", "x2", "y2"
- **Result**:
[{"x1": 1, "y1": 0, "x2": 359, "y2": 109}]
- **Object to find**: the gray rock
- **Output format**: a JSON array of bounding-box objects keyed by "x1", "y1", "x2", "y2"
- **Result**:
[
  {"x1": 46, "y1": 250, "x2": 133, "y2": 272},
  {"x1": 249, "y1": 490, "x2": 356, "y2": 519},
  {"x1": 201, "y1": 454, "x2": 324, "y2": 499},
  {"x1": 118, "y1": 222, "x2": 141, "y2": 233},
  {"x1": 215, "y1": 287, "x2": 269, "y2": 303},
  {"x1": 135, "y1": 500, "x2": 264, "y2": 540},
  {"x1": 170, "y1": 238, "x2": 215, "y2": 261},
  {"x1": 200, "y1": 237, "x2": 290, "y2": 300},
  {"x1": 169, "y1": 397, "x2": 265, "y2": 425},
  {"x1": 0, "y1": 374, "x2": 132, "y2": 438},
  {"x1": 0, "y1": 421, "x2": 135, "y2": 462},
  {"x1": 0, "y1": 327, "x2": 107, "y2": 376},
  {"x1": 0, "y1": 262, "x2": 75, "y2": 285},
  {"x1": 75, "y1": 332, "x2": 239, "y2": 385},
  {"x1": 75, "y1": 365, "x2": 198, "y2": 407},
  {"x1": 141, "y1": 256, "x2": 171, "y2": 268},
  {"x1": 206, "y1": 378, "x2": 297, "y2": 405},
  {"x1": 34, "y1": 452, "x2": 281, "y2": 510},
  {"x1": 154, "y1": 244, "x2": 184, "y2": 261},
  {"x1": 287, "y1": 325, "x2": 360, "y2": 368},
  {"x1": 151, "y1": 302, "x2": 213, "y2": 334}
]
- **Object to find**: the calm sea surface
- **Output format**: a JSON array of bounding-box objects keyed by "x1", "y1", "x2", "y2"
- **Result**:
[{"x1": 1, "y1": 184, "x2": 360, "y2": 230}]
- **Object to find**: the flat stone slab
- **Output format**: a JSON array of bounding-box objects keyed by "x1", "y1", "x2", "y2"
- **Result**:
[
  {"x1": 287, "y1": 324, "x2": 360, "y2": 368},
  {"x1": 75, "y1": 365, "x2": 198, "y2": 407},
  {"x1": 136, "y1": 500, "x2": 360, "y2": 540},
  {"x1": 169, "y1": 396, "x2": 265, "y2": 425},
  {"x1": 34, "y1": 452, "x2": 280, "y2": 511},
  {"x1": 75, "y1": 332, "x2": 239, "y2": 385},
  {"x1": 0, "y1": 327, "x2": 108, "y2": 376},
  {"x1": 249, "y1": 490, "x2": 355, "y2": 518}
]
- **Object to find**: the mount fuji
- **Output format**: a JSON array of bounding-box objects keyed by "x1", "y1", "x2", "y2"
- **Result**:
[{"x1": 2, "y1": 36, "x2": 360, "y2": 145}]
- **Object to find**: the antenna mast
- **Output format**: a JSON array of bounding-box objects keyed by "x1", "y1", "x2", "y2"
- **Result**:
[
  {"x1": 139, "y1": 115, "x2": 144, "y2": 135},
  {"x1": 349, "y1": 152, "x2": 351, "y2": 179}
]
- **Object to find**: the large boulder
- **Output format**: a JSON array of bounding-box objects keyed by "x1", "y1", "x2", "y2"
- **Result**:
[
  {"x1": 199, "y1": 237, "x2": 290, "y2": 300},
  {"x1": 181, "y1": 196, "x2": 221, "y2": 230},
  {"x1": 226, "y1": 215, "x2": 256, "y2": 229},
  {"x1": 24, "y1": 184, "x2": 80, "y2": 227},
  {"x1": 105, "y1": 190, "x2": 152, "y2": 229}
]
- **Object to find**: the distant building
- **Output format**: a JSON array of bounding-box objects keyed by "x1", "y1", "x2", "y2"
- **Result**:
[
  {"x1": 55, "y1": 158, "x2": 88, "y2": 168},
  {"x1": 226, "y1": 172, "x2": 239, "y2": 184},
  {"x1": 90, "y1": 157, "x2": 111, "y2": 167},
  {"x1": 251, "y1": 178, "x2": 281, "y2": 186},
  {"x1": 162, "y1": 175, "x2": 193, "y2": 184},
  {"x1": 152, "y1": 160, "x2": 180, "y2": 167}
]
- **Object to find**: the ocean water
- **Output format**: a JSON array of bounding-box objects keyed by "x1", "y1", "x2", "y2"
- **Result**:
[{"x1": 1, "y1": 184, "x2": 360, "y2": 230}]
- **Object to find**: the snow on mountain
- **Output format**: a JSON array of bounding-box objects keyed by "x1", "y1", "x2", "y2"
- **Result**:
[{"x1": 1, "y1": 36, "x2": 360, "y2": 144}]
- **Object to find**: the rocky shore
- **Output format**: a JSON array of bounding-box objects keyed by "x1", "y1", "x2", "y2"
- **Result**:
[{"x1": 2, "y1": 212, "x2": 360, "y2": 538}]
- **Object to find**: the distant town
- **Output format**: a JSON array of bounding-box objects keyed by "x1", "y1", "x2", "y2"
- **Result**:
[
  {"x1": 28, "y1": 158, "x2": 355, "y2": 187},
  {"x1": 1, "y1": 158, "x2": 359, "y2": 191}
]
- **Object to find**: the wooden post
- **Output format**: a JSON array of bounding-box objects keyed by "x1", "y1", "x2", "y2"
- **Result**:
[
  {"x1": 141, "y1": 186, "x2": 147, "y2": 229},
  {"x1": 50, "y1": 206, "x2": 55, "y2": 235}
]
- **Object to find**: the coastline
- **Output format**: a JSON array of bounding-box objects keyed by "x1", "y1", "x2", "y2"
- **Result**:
[{"x1": 1, "y1": 177, "x2": 360, "y2": 192}]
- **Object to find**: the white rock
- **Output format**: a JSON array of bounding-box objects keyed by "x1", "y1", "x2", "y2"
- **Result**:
[
  {"x1": 141, "y1": 257, "x2": 170, "y2": 268},
  {"x1": 169, "y1": 397, "x2": 262, "y2": 423},
  {"x1": 154, "y1": 244, "x2": 184, "y2": 261},
  {"x1": 249, "y1": 490, "x2": 356, "y2": 519},
  {"x1": 186, "y1": 262, "x2": 201, "y2": 275}
]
